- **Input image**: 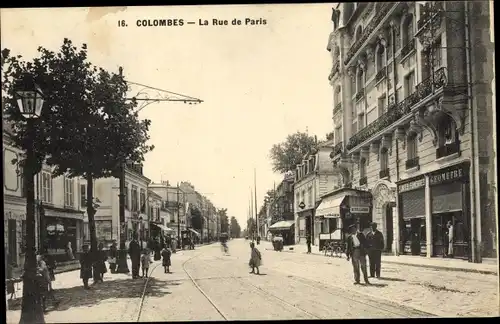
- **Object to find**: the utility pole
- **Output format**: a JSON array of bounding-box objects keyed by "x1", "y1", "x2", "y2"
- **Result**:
[
  {"x1": 254, "y1": 168, "x2": 258, "y2": 240},
  {"x1": 116, "y1": 161, "x2": 129, "y2": 273}
]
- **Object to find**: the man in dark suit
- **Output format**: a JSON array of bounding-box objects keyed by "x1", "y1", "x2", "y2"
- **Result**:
[
  {"x1": 128, "y1": 233, "x2": 141, "y2": 279},
  {"x1": 346, "y1": 224, "x2": 370, "y2": 285},
  {"x1": 306, "y1": 234, "x2": 312, "y2": 254},
  {"x1": 366, "y1": 222, "x2": 385, "y2": 278}
]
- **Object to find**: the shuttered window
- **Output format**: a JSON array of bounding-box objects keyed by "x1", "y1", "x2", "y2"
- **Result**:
[
  {"x1": 431, "y1": 183, "x2": 463, "y2": 214},
  {"x1": 400, "y1": 189, "x2": 425, "y2": 219}
]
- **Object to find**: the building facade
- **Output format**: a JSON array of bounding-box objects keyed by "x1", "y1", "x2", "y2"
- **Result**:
[
  {"x1": 3, "y1": 121, "x2": 84, "y2": 269},
  {"x1": 266, "y1": 172, "x2": 295, "y2": 244},
  {"x1": 92, "y1": 163, "x2": 150, "y2": 248},
  {"x1": 328, "y1": 1, "x2": 495, "y2": 261},
  {"x1": 293, "y1": 142, "x2": 340, "y2": 245}
]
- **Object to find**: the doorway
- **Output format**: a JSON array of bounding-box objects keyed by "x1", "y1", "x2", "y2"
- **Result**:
[{"x1": 385, "y1": 205, "x2": 394, "y2": 252}]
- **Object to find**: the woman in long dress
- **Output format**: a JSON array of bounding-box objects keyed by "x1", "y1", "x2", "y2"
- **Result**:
[
  {"x1": 248, "y1": 242, "x2": 262, "y2": 275},
  {"x1": 66, "y1": 241, "x2": 75, "y2": 260}
]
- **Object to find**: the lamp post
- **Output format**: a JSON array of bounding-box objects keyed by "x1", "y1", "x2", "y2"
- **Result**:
[
  {"x1": 115, "y1": 161, "x2": 129, "y2": 273},
  {"x1": 15, "y1": 75, "x2": 46, "y2": 324}
]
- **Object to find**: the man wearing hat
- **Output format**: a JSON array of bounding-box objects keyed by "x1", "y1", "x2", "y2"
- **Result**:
[
  {"x1": 346, "y1": 224, "x2": 370, "y2": 285},
  {"x1": 366, "y1": 222, "x2": 385, "y2": 278}
]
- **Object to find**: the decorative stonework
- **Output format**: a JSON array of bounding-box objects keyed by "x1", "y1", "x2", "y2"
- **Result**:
[
  {"x1": 365, "y1": 45, "x2": 375, "y2": 63},
  {"x1": 370, "y1": 142, "x2": 379, "y2": 154},
  {"x1": 350, "y1": 152, "x2": 360, "y2": 163},
  {"x1": 360, "y1": 147, "x2": 370, "y2": 165}
]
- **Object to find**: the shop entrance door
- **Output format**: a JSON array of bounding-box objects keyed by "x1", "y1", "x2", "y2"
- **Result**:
[
  {"x1": 385, "y1": 205, "x2": 394, "y2": 252},
  {"x1": 410, "y1": 218, "x2": 422, "y2": 256}
]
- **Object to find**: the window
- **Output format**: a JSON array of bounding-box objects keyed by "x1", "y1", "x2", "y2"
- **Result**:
[
  {"x1": 376, "y1": 45, "x2": 386, "y2": 71},
  {"x1": 140, "y1": 189, "x2": 146, "y2": 213},
  {"x1": 367, "y1": 107, "x2": 377, "y2": 125},
  {"x1": 334, "y1": 126, "x2": 342, "y2": 144},
  {"x1": 356, "y1": 69, "x2": 365, "y2": 93},
  {"x1": 80, "y1": 184, "x2": 86, "y2": 208},
  {"x1": 378, "y1": 95, "x2": 386, "y2": 116},
  {"x1": 407, "y1": 134, "x2": 418, "y2": 160},
  {"x1": 402, "y1": 15, "x2": 414, "y2": 46},
  {"x1": 125, "y1": 182, "x2": 129, "y2": 210},
  {"x1": 404, "y1": 71, "x2": 416, "y2": 97},
  {"x1": 64, "y1": 177, "x2": 74, "y2": 207},
  {"x1": 423, "y1": 37, "x2": 443, "y2": 78},
  {"x1": 380, "y1": 147, "x2": 389, "y2": 178},
  {"x1": 40, "y1": 171, "x2": 53, "y2": 203},
  {"x1": 437, "y1": 116, "x2": 456, "y2": 147},
  {"x1": 307, "y1": 187, "x2": 313, "y2": 207},
  {"x1": 360, "y1": 158, "x2": 367, "y2": 179},
  {"x1": 358, "y1": 113, "x2": 365, "y2": 130},
  {"x1": 352, "y1": 120, "x2": 358, "y2": 134}
]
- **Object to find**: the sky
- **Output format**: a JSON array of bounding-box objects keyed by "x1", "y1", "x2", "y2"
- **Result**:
[{"x1": 1, "y1": 4, "x2": 334, "y2": 228}]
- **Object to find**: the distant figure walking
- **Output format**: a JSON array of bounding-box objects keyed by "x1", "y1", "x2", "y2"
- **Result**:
[
  {"x1": 95, "y1": 243, "x2": 107, "y2": 282},
  {"x1": 141, "y1": 249, "x2": 151, "y2": 278},
  {"x1": 109, "y1": 242, "x2": 118, "y2": 273},
  {"x1": 161, "y1": 246, "x2": 172, "y2": 273},
  {"x1": 129, "y1": 233, "x2": 142, "y2": 279},
  {"x1": 248, "y1": 242, "x2": 262, "y2": 275},
  {"x1": 366, "y1": 222, "x2": 384, "y2": 278},
  {"x1": 346, "y1": 225, "x2": 370, "y2": 285},
  {"x1": 306, "y1": 234, "x2": 312, "y2": 254},
  {"x1": 79, "y1": 244, "x2": 93, "y2": 289}
]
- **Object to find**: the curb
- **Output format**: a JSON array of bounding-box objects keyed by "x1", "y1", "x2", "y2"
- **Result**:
[{"x1": 293, "y1": 250, "x2": 498, "y2": 276}]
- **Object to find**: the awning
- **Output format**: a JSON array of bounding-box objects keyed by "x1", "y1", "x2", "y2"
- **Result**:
[
  {"x1": 315, "y1": 194, "x2": 348, "y2": 218},
  {"x1": 152, "y1": 223, "x2": 175, "y2": 233},
  {"x1": 189, "y1": 228, "x2": 201, "y2": 236},
  {"x1": 269, "y1": 220, "x2": 295, "y2": 231}
]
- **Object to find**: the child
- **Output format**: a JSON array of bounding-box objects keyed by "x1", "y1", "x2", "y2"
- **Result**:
[
  {"x1": 141, "y1": 249, "x2": 151, "y2": 278},
  {"x1": 161, "y1": 246, "x2": 172, "y2": 274},
  {"x1": 248, "y1": 242, "x2": 262, "y2": 275}
]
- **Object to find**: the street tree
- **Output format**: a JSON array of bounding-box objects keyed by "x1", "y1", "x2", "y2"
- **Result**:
[
  {"x1": 2, "y1": 39, "x2": 153, "y2": 285},
  {"x1": 246, "y1": 217, "x2": 256, "y2": 238},
  {"x1": 230, "y1": 217, "x2": 241, "y2": 238},
  {"x1": 218, "y1": 208, "x2": 229, "y2": 233},
  {"x1": 191, "y1": 207, "x2": 203, "y2": 230},
  {"x1": 269, "y1": 131, "x2": 317, "y2": 173}
]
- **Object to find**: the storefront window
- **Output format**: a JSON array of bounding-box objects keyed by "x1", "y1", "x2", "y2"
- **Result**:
[{"x1": 45, "y1": 217, "x2": 77, "y2": 256}]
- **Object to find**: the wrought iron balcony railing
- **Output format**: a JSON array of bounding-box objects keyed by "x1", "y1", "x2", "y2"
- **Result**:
[
  {"x1": 405, "y1": 157, "x2": 420, "y2": 170},
  {"x1": 354, "y1": 88, "x2": 365, "y2": 102},
  {"x1": 379, "y1": 168, "x2": 390, "y2": 179},
  {"x1": 330, "y1": 141, "x2": 343, "y2": 158},
  {"x1": 436, "y1": 141, "x2": 461, "y2": 159},
  {"x1": 346, "y1": 67, "x2": 447, "y2": 150},
  {"x1": 344, "y1": 2, "x2": 395, "y2": 65},
  {"x1": 333, "y1": 102, "x2": 342, "y2": 115},
  {"x1": 401, "y1": 39, "x2": 416, "y2": 59},
  {"x1": 375, "y1": 67, "x2": 387, "y2": 83},
  {"x1": 359, "y1": 176, "x2": 368, "y2": 186}
]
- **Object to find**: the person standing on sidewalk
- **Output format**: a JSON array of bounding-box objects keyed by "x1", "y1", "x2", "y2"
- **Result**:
[
  {"x1": 248, "y1": 242, "x2": 262, "y2": 274},
  {"x1": 141, "y1": 249, "x2": 151, "y2": 278},
  {"x1": 95, "y1": 243, "x2": 108, "y2": 282},
  {"x1": 161, "y1": 246, "x2": 172, "y2": 273},
  {"x1": 109, "y1": 242, "x2": 118, "y2": 273},
  {"x1": 446, "y1": 221, "x2": 454, "y2": 258},
  {"x1": 306, "y1": 234, "x2": 312, "y2": 254},
  {"x1": 366, "y1": 222, "x2": 384, "y2": 278},
  {"x1": 128, "y1": 233, "x2": 142, "y2": 279},
  {"x1": 80, "y1": 244, "x2": 93, "y2": 289},
  {"x1": 346, "y1": 225, "x2": 370, "y2": 285}
]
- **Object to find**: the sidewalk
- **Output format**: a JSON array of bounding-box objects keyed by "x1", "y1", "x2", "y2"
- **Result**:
[
  {"x1": 264, "y1": 241, "x2": 498, "y2": 275},
  {"x1": 6, "y1": 258, "x2": 159, "y2": 323}
]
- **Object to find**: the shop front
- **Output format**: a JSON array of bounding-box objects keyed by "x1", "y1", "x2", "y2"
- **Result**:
[
  {"x1": 296, "y1": 209, "x2": 314, "y2": 244},
  {"x1": 429, "y1": 162, "x2": 471, "y2": 259},
  {"x1": 268, "y1": 220, "x2": 295, "y2": 245},
  {"x1": 398, "y1": 176, "x2": 427, "y2": 256},
  {"x1": 315, "y1": 189, "x2": 372, "y2": 250}
]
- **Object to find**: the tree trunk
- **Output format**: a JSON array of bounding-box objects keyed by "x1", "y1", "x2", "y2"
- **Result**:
[{"x1": 86, "y1": 173, "x2": 99, "y2": 282}]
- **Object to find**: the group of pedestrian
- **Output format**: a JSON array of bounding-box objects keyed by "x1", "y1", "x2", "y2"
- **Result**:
[
  {"x1": 35, "y1": 251, "x2": 58, "y2": 312},
  {"x1": 130, "y1": 233, "x2": 173, "y2": 278},
  {"x1": 345, "y1": 222, "x2": 384, "y2": 285}
]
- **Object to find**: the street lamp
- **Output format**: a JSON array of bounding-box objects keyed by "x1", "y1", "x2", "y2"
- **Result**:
[{"x1": 15, "y1": 75, "x2": 46, "y2": 324}]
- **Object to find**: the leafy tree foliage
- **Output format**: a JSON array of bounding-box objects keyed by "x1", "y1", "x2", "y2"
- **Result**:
[
  {"x1": 2, "y1": 39, "x2": 154, "y2": 269},
  {"x1": 269, "y1": 131, "x2": 317, "y2": 173},
  {"x1": 246, "y1": 217, "x2": 256, "y2": 238},
  {"x1": 190, "y1": 207, "x2": 203, "y2": 230},
  {"x1": 230, "y1": 217, "x2": 241, "y2": 238},
  {"x1": 218, "y1": 208, "x2": 229, "y2": 233}
]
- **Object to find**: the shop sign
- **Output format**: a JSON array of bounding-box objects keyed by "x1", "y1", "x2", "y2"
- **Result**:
[
  {"x1": 299, "y1": 202, "x2": 306, "y2": 209},
  {"x1": 429, "y1": 165, "x2": 467, "y2": 186},
  {"x1": 399, "y1": 177, "x2": 426, "y2": 193},
  {"x1": 349, "y1": 206, "x2": 370, "y2": 214}
]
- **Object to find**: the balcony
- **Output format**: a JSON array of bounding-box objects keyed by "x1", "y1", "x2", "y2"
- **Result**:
[
  {"x1": 330, "y1": 141, "x2": 343, "y2": 158},
  {"x1": 436, "y1": 141, "x2": 461, "y2": 159},
  {"x1": 333, "y1": 102, "x2": 342, "y2": 115},
  {"x1": 346, "y1": 67, "x2": 447, "y2": 151},
  {"x1": 375, "y1": 67, "x2": 387, "y2": 83},
  {"x1": 405, "y1": 157, "x2": 420, "y2": 170},
  {"x1": 359, "y1": 176, "x2": 367, "y2": 186},
  {"x1": 344, "y1": 2, "x2": 395, "y2": 65},
  {"x1": 379, "y1": 168, "x2": 390, "y2": 179},
  {"x1": 354, "y1": 88, "x2": 365, "y2": 102},
  {"x1": 401, "y1": 39, "x2": 416, "y2": 59}
]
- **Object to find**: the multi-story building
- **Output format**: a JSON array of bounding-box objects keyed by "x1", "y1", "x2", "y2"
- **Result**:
[
  {"x1": 267, "y1": 172, "x2": 295, "y2": 244},
  {"x1": 293, "y1": 140, "x2": 340, "y2": 246},
  {"x1": 92, "y1": 163, "x2": 150, "y2": 248},
  {"x1": 327, "y1": 1, "x2": 495, "y2": 262},
  {"x1": 3, "y1": 120, "x2": 84, "y2": 270},
  {"x1": 148, "y1": 181, "x2": 187, "y2": 239}
]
